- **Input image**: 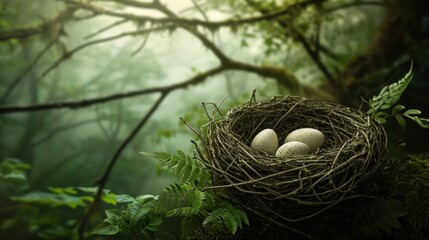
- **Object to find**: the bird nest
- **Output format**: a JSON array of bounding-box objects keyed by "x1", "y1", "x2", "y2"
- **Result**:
[{"x1": 198, "y1": 95, "x2": 387, "y2": 226}]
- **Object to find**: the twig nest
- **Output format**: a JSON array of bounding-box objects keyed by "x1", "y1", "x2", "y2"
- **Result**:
[{"x1": 200, "y1": 96, "x2": 387, "y2": 224}]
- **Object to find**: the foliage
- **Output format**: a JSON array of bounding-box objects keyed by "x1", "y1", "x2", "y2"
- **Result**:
[
  {"x1": 203, "y1": 202, "x2": 249, "y2": 235},
  {"x1": 141, "y1": 150, "x2": 211, "y2": 187},
  {"x1": 358, "y1": 68, "x2": 429, "y2": 239},
  {"x1": 0, "y1": 159, "x2": 30, "y2": 195},
  {"x1": 154, "y1": 182, "x2": 205, "y2": 217},
  {"x1": 353, "y1": 197, "x2": 408, "y2": 238},
  {"x1": 353, "y1": 151, "x2": 429, "y2": 239},
  {"x1": 368, "y1": 63, "x2": 429, "y2": 128},
  {"x1": 11, "y1": 187, "x2": 122, "y2": 208},
  {"x1": 92, "y1": 194, "x2": 162, "y2": 239},
  {"x1": 93, "y1": 150, "x2": 249, "y2": 239},
  {"x1": 0, "y1": 165, "x2": 133, "y2": 240}
]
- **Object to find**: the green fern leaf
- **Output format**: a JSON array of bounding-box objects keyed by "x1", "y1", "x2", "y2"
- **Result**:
[
  {"x1": 355, "y1": 197, "x2": 408, "y2": 237},
  {"x1": 203, "y1": 203, "x2": 249, "y2": 235},
  {"x1": 154, "y1": 182, "x2": 205, "y2": 217},
  {"x1": 126, "y1": 200, "x2": 155, "y2": 225},
  {"x1": 368, "y1": 63, "x2": 413, "y2": 117},
  {"x1": 141, "y1": 150, "x2": 211, "y2": 186}
]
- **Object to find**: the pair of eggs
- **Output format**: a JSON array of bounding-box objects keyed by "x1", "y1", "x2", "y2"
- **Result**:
[{"x1": 250, "y1": 128, "x2": 325, "y2": 158}]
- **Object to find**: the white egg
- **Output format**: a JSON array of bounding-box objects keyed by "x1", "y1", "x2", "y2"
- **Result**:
[
  {"x1": 284, "y1": 128, "x2": 325, "y2": 153},
  {"x1": 275, "y1": 141, "x2": 310, "y2": 158},
  {"x1": 250, "y1": 129, "x2": 278, "y2": 154}
]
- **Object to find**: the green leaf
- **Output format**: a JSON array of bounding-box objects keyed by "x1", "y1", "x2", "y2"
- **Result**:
[
  {"x1": 101, "y1": 193, "x2": 117, "y2": 205},
  {"x1": 116, "y1": 194, "x2": 134, "y2": 203},
  {"x1": 91, "y1": 221, "x2": 119, "y2": 235},
  {"x1": 126, "y1": 200, "x2": 154, "y2": 225},
  {"x1": 105, "y1": 209, "x2": 122, "y2": 222},
  {"x1": 49, "y1": 187, "x2": 77, "y2": 195},
  {"x1": 403, "y1": 115, "x2": 429, "y2": 129},
  {"x1": 135, "y1": 194, "x2": 158, "y2": 204},
  {"x1": 11, "y1": 192, "x2": 86, "y2": 209},
  {"x1": 154, "y1": 182, "x2": 205, "y2": 217},
  {"x1": 141, "y1": 216, "x2": 163, "y2": 240},
  {"x1": 141, "y1": 150, "x2": 211, "y2": 186},
  {"x1": 392, "y1": 105, "x2": 405, "y2": 114},
  {"x1": 0, "y1": 172, "x2": 29, "y2": 195},
  {"x1": 368, "y1": 63, "x2": 413, "y2": 116},
  {"x1": 385, "y1": 199, "x2": 408, "y2": 218},
  {"x1": 395, "y1": 114, "x2": 406, "y2": 129},
  {"x1": 404, "y1": 109, "x2": 421, "y2": 115},
  {"x1": 77, "y1": 187, "x2": 98, "y2": 193},
  {"x1": 356, "y1": 197, "x2": 407, "y2": 237},
  {"x1": 0, "y1": 159, "x2": 30, "y2": 195},
  {"x1": 203, "y1": 202, "x2": 249, "y2": 235}
]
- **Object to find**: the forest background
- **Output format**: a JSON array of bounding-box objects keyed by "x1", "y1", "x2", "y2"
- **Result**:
[{"x1": 0, "y1": 0, "x2": 428, "y2": 239}]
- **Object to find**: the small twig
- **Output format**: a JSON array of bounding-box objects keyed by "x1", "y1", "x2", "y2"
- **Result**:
[
  {"x1": 77, "y1": 92, "x2": 168, "y2": 239},
  {"x1": 180, "y1": 117, "x2": 204, "y2": 140},
  {"x1": 190, "y1": 0, "x2": 209, "y2": 21},
  {"x1": 84, "y1": 19, "x2": 128, "y2": 39},
  {"x1": 37, "y1": 26, "x2": 169, "y2": 82},
  {"x1": 67, "y1": 0, "x2": 320, "y2": 29},
  {"x1": 131, "y1": 31, "x2": 151, "y2": 57}
]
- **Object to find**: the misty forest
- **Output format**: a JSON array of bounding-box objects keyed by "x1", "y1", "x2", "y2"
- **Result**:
[{"x1": 1, "y1": 0, "x2": 429, "y2": 239}]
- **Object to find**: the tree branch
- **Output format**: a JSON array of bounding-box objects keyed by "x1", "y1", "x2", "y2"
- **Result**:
[
  {"x1": 77, "y1": 92, "x2": 167, "y2": 239},
  {"x1": 64, "y1": 0, "x2": 319, "y2": 29},
  {"x1": 37, "y1": 26, "x2": 169, "y2": 81},
  {"x1": 225, "y1": 60, "x2": 300, "y2": 91},
  {"x1": 0, "y1": 8, "x2": 75, "y2": 41},
  {"x1": 84, "y1": 19, "x2": 129, "y2": 40},
  {"x1": 324, "y1": 0, "x2": 384, "y2": 13},
  {"x1": 0, "y1": 66, "x2": 224, "y2": 113}
]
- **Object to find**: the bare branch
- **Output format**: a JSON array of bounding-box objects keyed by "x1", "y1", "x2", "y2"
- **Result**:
[
  {"x1": 324, "y1": 0, "x2": 385, "y2": 13},
  {"x1": 84, "y1": 19, "x2": 129, "y2": 40},
  {"x1": 38, "y1": 26, "x2": 169, "y2": 82},
  {"x1": 191, "y1": 0, "x2": 209, "y2": 21},
  {"x1": 77, "y1": 92, "x2": 167, "y2": 239},
  {"x1": 64, "y1": 0, "x2": 319, "y2": 29},
  {"x1": 131, "y1": 31, "x2": 151, "y2": 57},
  {"x1": 0, "y1": 66, "x2": 224, "y2": 113},
  {"x1": 225, "y1": 60, "x2": 300, "y2": 91}
]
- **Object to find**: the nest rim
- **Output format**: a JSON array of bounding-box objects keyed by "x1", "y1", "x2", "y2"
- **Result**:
[{"x1": 199, "y1": 95, "x2": 388, "y2": 222}]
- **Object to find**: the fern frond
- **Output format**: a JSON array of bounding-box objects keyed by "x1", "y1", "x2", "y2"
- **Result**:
[
  {"x1": 354, "y1": 197, "x2": 408, "y2": 237},
  {"x1": 141, "y1": 150, "x2": 211, "y2": 186},
  {"x1": 368, "y1": 63, "x2": 413, "y2": 118},
  {"x1": 154, "y1": 182, "x2": 205, "y2": 217},
  {"x1": 203, "y1": 202, "x2": 249, "y2": 235}
]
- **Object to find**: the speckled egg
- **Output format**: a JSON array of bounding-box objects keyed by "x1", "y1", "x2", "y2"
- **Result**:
[
  {"x1": 275, "y1": 141, "x2": 310, "y2": 158},
  {"x1": 284, "y1": 128, "x2": 325, "y2": 153},
  {"x1": 250, "y1": 129, "x2": 279, "y2": 154}
]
